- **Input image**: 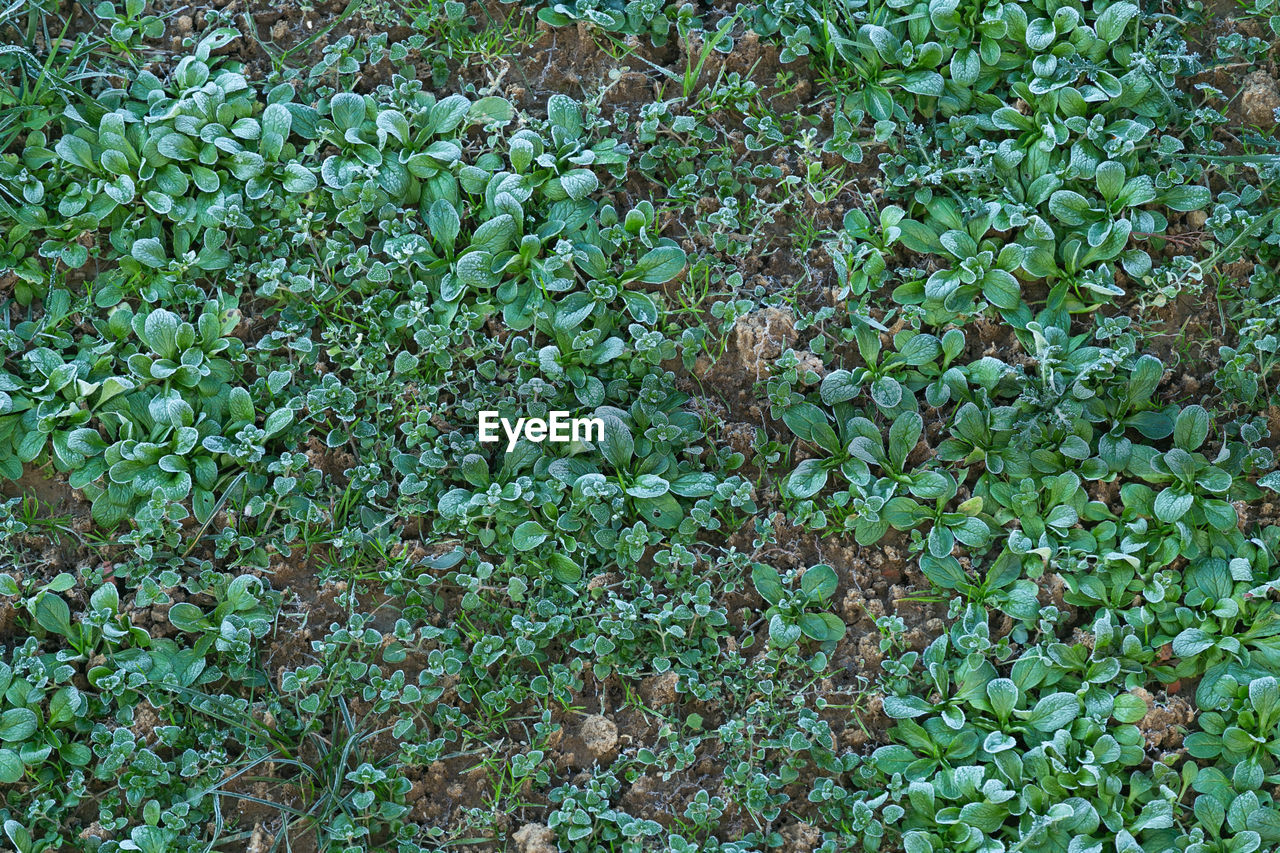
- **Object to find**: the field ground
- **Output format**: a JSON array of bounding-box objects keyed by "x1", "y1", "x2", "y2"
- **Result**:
[{"x1": 2, "y1": 0, "x2": 1280, "y2": 851}]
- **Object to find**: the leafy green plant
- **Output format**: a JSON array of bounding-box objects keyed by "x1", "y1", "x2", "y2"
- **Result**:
[
  {"x1": 826, "y1": 203, "x2": 904, "y2": 299},
  {"x1": 895, "y1": 198, "x2": 1026, "y2": 321},
  {"x1": 92, "y1": 0, "x2": 164, "y2": 62},
  {"x1": 751, "y1": 562, "x2": 846, "y2": 649},
  {"x1": 1, "y1": 0, "x2": 1279, "y2": 850},
  {"x1": 167, "y1": 574, "x2": 280, "y2": 678}
]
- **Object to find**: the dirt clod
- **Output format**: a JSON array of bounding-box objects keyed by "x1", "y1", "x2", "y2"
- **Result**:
[
  {"x1": 1131, "y1": 687, "x2": 1196, "y2": 751},
  {"x1": 728, "y1": 307, "x2": 798, "y2": 379},
  {"x1": 580, "y1": 714, "x2": 619, "y2": 760},
  {"x1": 1240, "y1": 71, "x2": 1280, "y2": 126},
  {"x1": 780, "y1": 820, "x2": 821, "y2": 852},
  {"x1": 247, "y1": 823, "x2": 272, "y2": 853},
  {"x1": 640, "y1": 671, "x2": 679, "y2": 706},
  {"x1": 513, "y1": 822, "x2": 557, "y2": 853},
  {"x1": 130, "y1": 701, "x2": 160, "y2": 741},
  {"x1": 78, "y1": 822, "x2": 107, "y2": 841}
]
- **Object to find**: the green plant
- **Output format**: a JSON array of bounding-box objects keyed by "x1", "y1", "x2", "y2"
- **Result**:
[
  {"x1": 2, "y1": 0, "x2": 1280, "y2": 850},
  {"x1": 751, "y1": 562, "x2": 846, "y2": 650}
]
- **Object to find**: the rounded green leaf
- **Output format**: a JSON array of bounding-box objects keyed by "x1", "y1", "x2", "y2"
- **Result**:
[
  {"x1": 751, "y1": 563, "x2": 785, "y2": 606},
  {"x1": 1027, "y1": 692, "x2": 1078, "y2": 732},
  {"x1": 131, "y1": 237, "x2": 167, "y2": 270},
  {"x1": 167, "y1": 602, "x2": 209, "y2": 632},
  {"x1": 1174, "y1": 404, "x2": 1210, "y2": 451},
  {"x1": 799, "y1": 611, "x2": 846, "y2": 643},
  {"x1": 786, "y1": 459, "x2": 829, "y2": 499},
  {"x1": 282, "y1": 163, "x2": 317, "y2": 193},
  {"x1": 631, "y1": 245, "x2": 687, "y2": 284},
  {"x1": 0, "y1": 750, "x2": 22, "y2": 784},
  {"x1": 0, "y1": 709, "x2": 37, "y2": 743},
  {"x1": 986, "y1": 678, "x2": 1020, "y2": 718},
  {"x1": 800, "y1": 564, "x2": 838, "y2": 600},
  {"x1": 330, "y1": 92, "x2": 367, "y2": 131},
  {"x1": 512, "y1": 520, "x2": 550, "y2": 552},
  {"x1": 625, "y1": 474, "x2": 670, "y2": 499},
  {"x1": 1172, "y1": 627, "x2": 1216, "y2": 658}
]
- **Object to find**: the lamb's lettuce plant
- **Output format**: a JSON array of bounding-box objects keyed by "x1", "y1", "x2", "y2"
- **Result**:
[
  {"x1": 1, "y1": 1, "x2": 1278, "y2": 851},
  {"x1": 751, "y1": 562, "x2": 846, "y2": 650}
]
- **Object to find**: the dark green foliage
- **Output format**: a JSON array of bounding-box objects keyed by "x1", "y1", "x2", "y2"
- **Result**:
[{"x1": 2, "y1": 0, "x2": 1280, "y2": 850}]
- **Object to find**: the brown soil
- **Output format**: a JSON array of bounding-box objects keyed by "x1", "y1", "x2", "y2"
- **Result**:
[
  {"x1": 1240, "y1": 70, "x2": 1280, "y2": 127},
  {"x1": 693, "y1": 305, "x2": 812, "y2": 422},
  {"x1": 513, "y1": 822, "x2": 557, "y2": 853},
  {"x1": 640, "y1": 671, "x2": 679, "y2": 706},
  {"x1": 1130, "y1": 687, "x2": 1197, "y2": 755},
  {"x1": 779, "y1": 820, "x2": 822, "y2": 853},
  {"x1": 556, "y1": 713, "x2": 620, "y2": 768}
]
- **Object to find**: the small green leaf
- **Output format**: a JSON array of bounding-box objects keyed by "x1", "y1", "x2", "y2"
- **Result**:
[
  {"x1": 799, "y1": 611, "x2": 845, "y2": 643},
  {"x1": 883, "y1": 695, "x2": 933, "y2": 718},
  {"x1": 751, "y1": 564, "x2": 785, "y2": 606},
  {"x1": 167, "y1": 602, "x2": 209, "y2": 632},
  {"x1": 986, "y1": 678, "x2": 1019, "y2": 717},
  {"x1": 800, "y1": 564, "x2": 838, "y2": 600},
  {"x1": 55, "y1": 135, "x2": 94, "y2": 169},
  {"x1": 512, "y1": 520, "x2": 550, "y2": 552},
  {"x1": 1174, "y1": 404, "x2": 1210, "y2": 450},
  {"x1": 0, "y1": 752, "x2": 22, "y2": 785},
  {"x1": 1095, "y1": 1, "x2": 1139, "y2": 42},
  {"x1": 376, "y1": 109, "x2": 410, "y2": 143},
  {"x1": 786, "y1": 459, "x2": 828, "y2": 499},
  {"x1": 1173, "y1": 627, "x2": 1216, "y2": 658},
  {"x1": 1249, "y1": 677, "x2": 1279, "y2": 716},
  {"x1": 142, "y1": 308, "x2": 182, "y2": 359},
  {"x1": 820, "y1": 370, "x2": 860, "y2": 404},
  {"x1": 559, "y1": 169, "x2": 598, "y2": 200},
  {"x1": 599, "y1": 417, "x2": 634, "y2": 469},
  {"x1": 282, "y1": 163, "x2": 317, "y2": 193},
  {"x1": 469, "y1": 96, "x2": 513, "y2": 124},
  {"x1": 1112, "y1": 692, "x2": 1148, "y2": 723},
  {"x1": 32, "y1": 592, "x2": 72, "y2": 637},
  {"x1": 1027, "y1": 692, "x2": 1078, "y2": 732},
  {"x1": 330, "y1": 92, "x2": 367, "y2": 131},
  {"x1": 264, "y1": 408, "x2": 293, "y2": 437},
  {"x1": 548, "y1": 553, "x2": 581, "y2": 583},
  {"x1": 626, "y1": 474, "x2": 670, "y2": 499},
  {"x1": 547, "y1": 94, "x2": 583, "y2": 137},
  {"x1": 0, "y1": 709, "x2": 37, "y2": 743},
  {"x1": 768, "y1": 614, "x2": 802, "y2": 647},
  {"x1": 631, "y1": 245, "x2": 686, "y2": 284},
  {"x1": 1161, "y1": 184, "x2": 1210, "y2": 211},
  {"x1": 131, "y1": 237, "x2": 167, "y2": 269}
]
